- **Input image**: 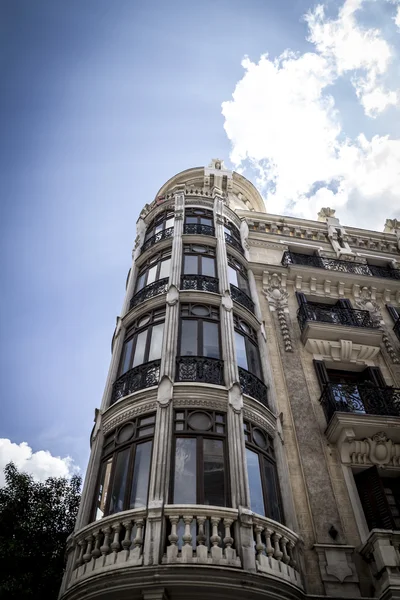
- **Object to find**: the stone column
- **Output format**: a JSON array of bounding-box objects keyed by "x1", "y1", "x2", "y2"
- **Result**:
[{"x1": 143, "y1": 190, "x2": 184, "y2": 566}]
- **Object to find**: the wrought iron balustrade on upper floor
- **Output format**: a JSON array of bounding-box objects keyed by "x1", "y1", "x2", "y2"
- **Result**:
[
  {"x1": 238, "y1": 367, "x2": 269, "y2": 408},
  {"x1": 224, "y1": 232, "x2": 244, "y2": 254},
  {"x1": 111, "y1": 360, "x2": 161, "y2": 404},
  {"x1": 129, "y1": 278, "x2": 169, "y2": 309},
  {"x1": 183, "y1": 223, "x2": 215, "y2": 236},
  {"x1": 175, "y1": 356, "x2": 224, "y2": 386},
  {"x1": 180, "y1": 274, "x2": 219, "y2": 293},
  {"x1": 141, "y1": 227, "x2": 174, "y2": 253},
  {"x1": 394, "y1": 317, "x2": 400, "y2": 342},
  {"x1": 297, "y1": 304, "x2": 376, "y2": 332},
  {"x1": 282, "y1": 250, "x2": 400, "y2": 280},
  {"x1": 320, "y1": 382, "x2": 400, "y2": 422},
  {"x1": 230, "y1": 284, "x2": 255, "y2": 313}
]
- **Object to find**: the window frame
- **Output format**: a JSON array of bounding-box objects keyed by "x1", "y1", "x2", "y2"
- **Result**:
[
  {"x1": 233, "y1": 314, "x2": 262, "y2": 378},
  {"x1": 170, "y1": 409, "x2": 230, "y2": 507},
  {"x1": 135, "y1": 250, "x2": 171, "y2": 292},
  {"x1": 183, "y1": 244, "x2": 217, "y2": 277},
  {"x1": 92, "y1": 413, "x2": 156, "y2": 520},
  {"x1": 144, "y1": 210, "x2": 175, "y2": 241},
  {"x1": 179, "y1": 304, "x2": 221, "y2": 359},
  {"x1": 227, "y1": 255, "x2": 250, "y2": 294},
  {"x1": 118, "y1": 308, "x2": 166, "y2": 376},
  {"x1": 184, "y1": 207, "x2": 214, "y2": 227},
  {"x1": 224, "y1": 219, "x2": 241, "y2": 242}
]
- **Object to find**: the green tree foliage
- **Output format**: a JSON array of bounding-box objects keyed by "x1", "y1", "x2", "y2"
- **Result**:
[{"x1": 0, "y1": 462, "x2": 81, "y2": 599}]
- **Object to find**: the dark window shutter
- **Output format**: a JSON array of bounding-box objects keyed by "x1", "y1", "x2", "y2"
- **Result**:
[
  {"x1": 295, "y1": 292, "x2": 307, "y2": 306},
  {"x1": 363, "y1": 366, "x2": 386, "y2": 388},
  {"x1": 337, "y1": 299, "x2": 353, "y2": 309},
  {"x1": 313, "y1": 360, "x2": 330, "y2": 390},
  {"x1": 386, "y1": 304, "x2": 400, "y2": 323},
  {"x1": 355, "y1": 466, "x2": 395, "y2": 530}
]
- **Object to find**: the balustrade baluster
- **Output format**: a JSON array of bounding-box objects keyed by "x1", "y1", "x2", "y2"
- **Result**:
[
  {"x1": 167, "y1": 516, "x2": 179, "y2": 560},
  {"x1": 196, "y1": 516, "x2": 208, "y2": 562},
  {"x1": 182, "y1": 515, "x2": 194, "y2": 560},
  {"x1": 110, "y1": 523, "x2": 122, "y2": 554},
  {"x1": 100, "y1": 526, "x2": 112, "y2": 557},
  {"x1": 132, "y1": 518, "x2": 144, "y2": 558},
  {"x1": 83, "y1": 535, "x2": 93, "y2": 564},
  {"x1": 91, "y1": 530, "x2": 102, "y2": 559},
  {"x1": 122, "y1": 520, "x2": 133, "y2": 552},
  {"x1": 281, "y1": 536, "x2": 290, "y2": 564},
  {"x1": 264, "y1": 528, "x2": 274, "y2": 557},
  {"x1": 75, "y1": 539, "x2": 86, "y2": 569},
  {"x1": 273, "y1": 532, "x2": 283, "y2": 561},
  {"x1": 254, "y1": 525, "x2": 265, "y2": 559},
  {"x1": 287, "y1": 540, "x2": 297, "y2": 569},
  {"x1": 210, "y1": 516, "x2": 222, "y2": 560}
]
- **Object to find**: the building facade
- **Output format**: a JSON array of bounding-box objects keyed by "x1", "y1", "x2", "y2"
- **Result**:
[{"x1": 59, "y1": 160, "x2": 400, "y2": 600}]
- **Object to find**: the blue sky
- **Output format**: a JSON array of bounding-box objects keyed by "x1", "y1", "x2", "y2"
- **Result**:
[{"x1": 1, "y1": 0, "x2": 399, "y2": 479}]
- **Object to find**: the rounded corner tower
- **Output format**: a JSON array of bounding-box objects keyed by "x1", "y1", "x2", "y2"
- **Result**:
[{"x1": 59, "y1": 160, "x2": 304, "y2": 600}]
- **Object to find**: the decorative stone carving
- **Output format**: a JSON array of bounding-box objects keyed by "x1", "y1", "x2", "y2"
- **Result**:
[
  {"x1": 384, "y1": 218, "x2": 400, "y2": 233},
  {"x1": 340, "y1": 431, "x2": 400, "y2": 466},
  {"x1": 355, "y1": 287, "x2": 399, "y2": 364},
  {"x1": 173, "y1": 397, "x2": 227, "y2": 411},
  {"x1": 318, "y1": 207, "x2": 337, "y2": 222},
  {"x1": 314, "y1": 544, "x2": 360, "y2": 597},
  {"x1": 263, "y1": 272, "x2": 293, "y2": 352},
  {"x1": 305, "y1": 338, "x2": 380, "y2": 365},
  {"x1": 103, "y1": 401, "x2": 158, "y2": 434},
  {"x1": 242, "y1": 408, "x2": 275, "y2": 438}
]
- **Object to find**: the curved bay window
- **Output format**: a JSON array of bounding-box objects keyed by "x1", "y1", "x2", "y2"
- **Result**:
[
  {"x1": 184, "y1": 208, "x2": 215, "y2": 236},
  {"x1": 111, "y1": 308, "x2": 165, "y2": 403},
  {"x1": 130, "y1": 250, "x2": 171, "y2": 308},
  {"x1": 142, "y1": 209, "x2": 174, "y2": 251},
  {"x1": 224, "y1": 220, "x2": 243, "y2": 254},
  {"x1": 181, "y1": 244, "x2": 218, "y2": 293},
  {"x1": 176, "y1": 303, "x2": 223, "y2": 385},
  {"x1": 234, "y1": 315, "x2": 268, "y2": 405},
  {"x1": 228, "y1": 256, "x2": 254, "y2": 312},
  {"x1": 171, "y1": 409, "x2": 228, "y2": 506},
  {"x1": 93, "y1": 414, "x2": 155, "y2": 520},
  {"x1": 244, "y1": 420, "x2": 283, "y2": 522}
]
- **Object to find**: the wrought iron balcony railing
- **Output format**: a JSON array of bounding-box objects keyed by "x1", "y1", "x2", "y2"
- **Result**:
[
  {"x1": 176, "y1": 356, "x2": 224, "y2": 386},
  {"x1": 282, "y1": 250, "x2": 400, "y2": 280},
  {"x1": 129, "y1": 277, "x2": 169, "y2": 309},
  {"x1": 320, "y1": 383, "x2": 400, "y2": 422},
  {"x1": 224, "y1": 232, "x2": 244, "y2": 255},
  {"x1": 180, "y1": 274, "x2": 219, "y2": 293},
  {"x1": 394, "y1": 317, "x2": 400, "y2": 342},
  {"x1": 238, "y1": 367, "x2": 269, "y2": 407},
  {"x1": 230, "y1": 284, "x2": 255, "y2": 313},
  {"x1": 141, "y1": 227, "x2": 174, "y2": 253},
  {"x1": 111, "y1": 360, "x2": 161, "y2": 404},
  {"x1": 183, "y1": 223, "x2": 215, "y2": 236},
  {"x1": 297, "y1": 304, "x2": 376, "y2": 332}
]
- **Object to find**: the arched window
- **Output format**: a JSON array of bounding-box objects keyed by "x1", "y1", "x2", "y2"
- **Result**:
[
  {"x1": 93, "y1": 414, "x2": 155, "y2": 520},
  {"x1": 171, "y1": 409, "x2": 228, "y2": 506},
  {"x1": 244, "y1": 420, "x2": 283, "y2": 522}
]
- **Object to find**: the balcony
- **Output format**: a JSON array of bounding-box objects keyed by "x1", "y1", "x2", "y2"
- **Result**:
[
  {"x1": 181, "y1": 274, "x2": 219, "y2": 293},
  {"x1": 238, "y1": 367, "x2": 269, "y2": 407},
  {"x1": 111, "y1": 360, "x2": 161, "y2": 404},
  {"x1": 230, "y1": 284, "x2": 255, "y2": 313},
  {"x1": 141, "y1": 227, "x2": 174, "y2": 253},
  {"x1": 394, "y1": 317, "x2": 400, "y2": 342},
  {"x1": 129, "y1": 278, "x2": 169, "y2": 309},
  {"x1": 282, "y1": 250, "x2": 400, "y2": 280},
  {"x1": 225, "y1": 232, "x2": 244, "y2": 254},
  {"x1": 298, "y1": 304, "x2": 382, "y2": 348},
  {"x1": 359, "y1": 529, "x2": 400, "y2": 597},
  {"x1": 176, "y1": 356, "x2": 224, "y2": 386},
  {"x1": 183, "y1": 223, "x2": 215, "y2": 236},
  {"x1": 320, "y1": 383, "x2": 400, "y2": 423}
]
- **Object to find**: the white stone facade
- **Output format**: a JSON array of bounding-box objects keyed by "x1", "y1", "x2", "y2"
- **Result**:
[{"x1": 59, "y1": 160, "x2": 400, "y2": 600}]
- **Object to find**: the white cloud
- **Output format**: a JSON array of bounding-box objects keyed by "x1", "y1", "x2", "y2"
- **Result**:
[
  {"x1": 222, "y1": 0, "x2": 400, "y2": 230},
  {"x1": 0, "y1": 438, "x2": 77, "y2": 486},
  {"x1": 394, "y1": 5, "x2": 400, "y2": 29}
]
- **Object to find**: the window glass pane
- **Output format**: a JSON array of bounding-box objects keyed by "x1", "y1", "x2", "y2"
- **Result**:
[
  {"x1": 237, "y1": 273, "x2": 250, "y2": 294},
  {"x1": 95, "y1": 458, "x2": 113, "y2": 520},
  {"x1": 174, "y1": 438, "x2": 197, "y2": 503},
  {"x1": 155, "y1": 223, "x2": 163, "y2": 234},
  {"x1": 204, "y1": 439, "x2": 225, "y2": 506},
  {"x1": 246, "y1": 448, "x2": 265, "y2": 516},
  {"x1": 165, "y1": 217, "x2": 174, "y2": 229},
  {"x1": 148, "y1": 323, "x2": 164, "y2": 362},
  {"x1": 184, "y1": 255, "x2": 198, "y2": 274},
  {"x1": 235, "y1": 332, "x2": 248, "y2": 370},
  {"x1": 203, "y1": 321, "x2": 220, "y2": 358},
  {"x1": 136, "y1": 272, "x2": 147, "y2": 292},
  {"x1": 159, "y1": 258, "x2": 171, "y2": 280},
  {"x1": 108, "y1": 448, "x2": 130, "y2": 515},
  {"x1": 130, "y1": 441, "x2": 152, "y2": 509},
  {"x1": 246, "y1": 340, "x2": 262, "y2": 378},
  {"x1": 146, "y1": 265, "x2": 157, "y2": 285},
  {"x1": 263, "y1": 458, "x2": 282, "y2": 522},
  {"x1": 227, "y1": 266, "x2": 238, "y2": 286},
  {"x1": 186, "y1": 216, "x2": 197, "y2": 224},
  {"x1": 132, "y1": 330, "x2": 147, "y2": 367},
  {"x1": 201, "y1": 217, "x2": 212, "y2": 226},
  {"x1": 120, "y1": 338, "x2": 134, "y2": 375},
  {"x1": 180, "y1": 320, "x2": 198, "y2": 356},
  {"x1": 201, "y1": 257, "x2": 215, "y2": 277}
]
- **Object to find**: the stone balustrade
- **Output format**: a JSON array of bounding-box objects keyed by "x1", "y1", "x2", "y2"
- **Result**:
[
  {"x1": 163, "y1": 504, "x2": 241, "y2": 567},
  {"x1": 66, "y1": 508, "x2": 146, "y2": 589},
  {"x1": 253, "y1": 515, "x2": 303, "y2": 589}
]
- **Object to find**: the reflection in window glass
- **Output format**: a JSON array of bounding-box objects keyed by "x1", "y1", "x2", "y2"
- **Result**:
[
  {"x1": 184, "y1": 255, "x2": 198, "y2": 274},
  {"x1": 247, "y1": 341, "x2": 262, "y2": 378},
  {"x1": 148, "y1": 323, "x2": 164, "y2": 362},
  {"x1": 202, "y1": 257, "x2": 215, "y2": 277},
  {"x1": 263, "y1": 459, "x2": 282, "y2": 522},
  {"x1": 181, "y1": 321, "x2": 197, "y2": 356},
  {"x1": 203, "y1": 322, "x2": 220, "y2": 358},
  {"x1": 204, "y1": 439, "x2": 225, "y2": 505},
  {"x1": 159, "y1": 258, "x2": 170, "y2": 280},
  {"x1": 121, "y1": 339, "x2": 134, "y2": 375},
  {"x1": 246, "y1": 448, "x2": 264, "y2": 516},
  {"x1": 228, "y1": 266, "x2": 237, "y2": 286},
  {"x1": 95, "y1": 458, "x2": 113, "y2": 520},
  {"x1": 130, "y1": 441, "x2": 152, "y2": 508},
  {"x1": 146, "y1": 265, "x2": 157, "y2": 285},
  {"x1": 132, "y1": 330, "x2": 147, "y2": 367},
  {"x1": 235, "y1": 332, "x2": 248, "y2": 370},
  {"x1": 109, "y1": 449, "x2": 130, "y2": 515},
  {"x1": 174, "y1": 438, "x2": 197, "y2": 503}
]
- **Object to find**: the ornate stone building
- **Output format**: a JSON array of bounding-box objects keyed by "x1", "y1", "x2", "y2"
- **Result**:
[{"x1": 59, "y1": 161, "x2": 400, "y2": 600}]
